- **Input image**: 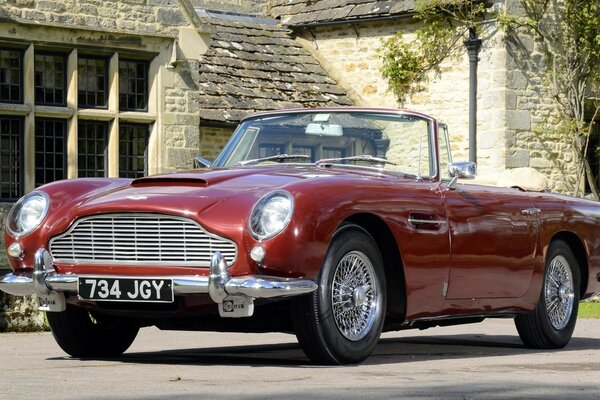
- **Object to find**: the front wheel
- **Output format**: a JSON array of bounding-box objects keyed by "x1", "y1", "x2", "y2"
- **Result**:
[
  {"x1": 46, "y1": 304, "x2": 139, "y2": 358},
  {"x1": 515, "y1": 240, "x2": 580, "y2": 349},
  {"x1": 292, "y1": 225, "x2": 386, "y2": 365}
]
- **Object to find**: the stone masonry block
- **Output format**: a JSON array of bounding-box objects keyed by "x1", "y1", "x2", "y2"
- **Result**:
[
  {"x1": 529, "y1": 157, "x2": 554, "y2": 169},
  {"x1": 183, "y1": 126, "x2": 200, "y2": 148},
  {"x1": 508, "y1": 71, "x2": 528, "y2": 90},
  {"x1": 156, "y1": 8, "x2": 187, "y2": 26},
  {"x1": 506, "y1": 91, "x2": 517, "y2": 110},
  {"x1": 506, "y1": 149, "x2": 530, "y2": 168},
  {"x1": 167, "y1": 147, "x2": 198, "y2": 170},
  {"x1": 37, "y1": 1, "x2": 67, "y2": 12},
  {"x1": 507, "y1": 110, "x2": 531, "y2": 131}
]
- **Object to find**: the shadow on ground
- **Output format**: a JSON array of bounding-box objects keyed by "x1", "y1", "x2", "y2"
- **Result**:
[{"x1": 48, "y1": 332, "x2": 600, "y2": 368}]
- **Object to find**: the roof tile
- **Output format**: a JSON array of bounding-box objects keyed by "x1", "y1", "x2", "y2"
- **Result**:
[
  {"x1": 272, "y1": 0, "x2": 419, "y2": 26},
  {"x1": 197, "y1": 16, "x2": 353, "y2": 123}
]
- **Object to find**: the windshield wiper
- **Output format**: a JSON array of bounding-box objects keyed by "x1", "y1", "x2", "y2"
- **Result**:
[
  {"x1": 236, "y1": 154, "x2": 311, "y2": 166},
  {"x1": 316, "y1": 155, "x2": 396, "y2": 167}
]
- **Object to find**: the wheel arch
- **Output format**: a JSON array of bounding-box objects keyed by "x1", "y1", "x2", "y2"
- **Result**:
[
  {"x1": 340, "y1": 213, "x2": 406, "y2": 322},
  {"x1": 550, "y1": 231, "x2": 588, "y2": 298}
]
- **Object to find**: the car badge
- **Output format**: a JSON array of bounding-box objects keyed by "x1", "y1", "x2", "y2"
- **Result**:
[{"x1": 126, "y1": 194, "x2": 147, "y2": 200}]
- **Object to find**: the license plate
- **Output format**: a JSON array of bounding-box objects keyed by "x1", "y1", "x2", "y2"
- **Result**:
[{"x1": 78, "y1": 277, "x2": 174, "y2": 303}]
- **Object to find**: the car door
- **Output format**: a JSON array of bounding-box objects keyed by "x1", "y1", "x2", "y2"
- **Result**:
[{"x1": 443, "y1": 184, "x2": 538, "y2": 299}]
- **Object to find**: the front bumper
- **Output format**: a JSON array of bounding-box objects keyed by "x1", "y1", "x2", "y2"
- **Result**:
[{"x1": 0, "y1": 248, "x2": 317, "y2": 316}]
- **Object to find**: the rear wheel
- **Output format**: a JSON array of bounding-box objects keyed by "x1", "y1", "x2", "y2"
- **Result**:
[
  {"x1": 292, "y1": 226, "x2": 386, "y2": 365},
  {"x1": 46, "y1": 304, "x2": 139, "y2": 358},
  {"x1": 515, "y1": 240, "x2": 580, "y2": 349}
]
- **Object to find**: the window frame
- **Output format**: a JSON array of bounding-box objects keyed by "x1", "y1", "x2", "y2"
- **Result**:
[
  {"x1": 34, "y1": 117, "x2": 68, "y2": 187},
  {"x1": 119, "y1": 59, "x2": 149, "y2": 112},
  {"x1": 119, "y1": 122, "x2": 149, "y2": 178},
  {"x1": 0, "y1": 48, "x2": 24, "y2": 105},
  {"x1": 34, "y1": 51, "x2": 68, "y2": 107},
  {"x1": 0, "y1": 116, "x2": 24, "y2": 200},
  {"x1": 78, "y1": 120, "x2": 109, "y2": 178},
  {"x1": 77, "y1": 55, "x2": 109, "y2": 110}
]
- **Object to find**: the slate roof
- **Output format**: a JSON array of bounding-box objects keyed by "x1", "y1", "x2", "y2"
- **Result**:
[
  {"x1": 196, "y1": 15, "x2": 353, "y2": 123},
  {"x1": 269, "y1": 0, "x2": 418, "y2": 26}
]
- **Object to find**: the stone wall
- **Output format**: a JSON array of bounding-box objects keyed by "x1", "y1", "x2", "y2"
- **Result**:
[
  {"x1": 164, "y1": 59, "x2": 204, "y2": 171},
  {"x1": 0, "y1": 0, "x2": 190, "y2": 36},
  {"x1": 199, "y1": 125, "x2": 235, "y2": 160},
  {"x1": 502, "y1": 0, "x2": 579, "y2": 195}
]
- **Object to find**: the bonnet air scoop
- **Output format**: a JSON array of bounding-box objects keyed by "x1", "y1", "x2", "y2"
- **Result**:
[{"x1": 131, "y1": 176, "x2": 208, "y2": 187}]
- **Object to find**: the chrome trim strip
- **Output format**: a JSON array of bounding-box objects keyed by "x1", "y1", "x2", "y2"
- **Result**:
[
  {"x1": 0, "y1": 250, "x2": 318, "y2": 303},
  {"x1": 407, "y1": 217, "x2": 447, "y2": 225},
  {"x1": 49, "y1": 213, "x2": 238, "y2": 267}
]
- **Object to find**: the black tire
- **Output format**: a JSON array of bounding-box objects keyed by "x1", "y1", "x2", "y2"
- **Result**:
[
  {"x1": 46, "y1": 304, "x2": 139, "y2": 358},
  {"x1": 292, "y1": 225, "x2": 386, "y2": 365},
  {"x1": 515, "y1": 240, "x2": 580, "y2": 349}
]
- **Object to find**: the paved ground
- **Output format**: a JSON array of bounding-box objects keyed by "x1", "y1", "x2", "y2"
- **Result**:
[{"x1": 1, "y1": 318, "x2": 600, "y2": 400}]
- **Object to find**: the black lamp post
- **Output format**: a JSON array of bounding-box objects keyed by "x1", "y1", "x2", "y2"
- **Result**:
[{"x1": 464, "y1": 27, "x2": 482, "y2": 164}]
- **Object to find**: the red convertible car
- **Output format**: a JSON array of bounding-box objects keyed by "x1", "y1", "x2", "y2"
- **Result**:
[{"x1": 1, "y1": 108, "x2": 599, "y2": 364}]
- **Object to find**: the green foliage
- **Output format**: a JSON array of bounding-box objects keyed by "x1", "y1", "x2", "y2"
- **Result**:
[
  {"x1": 379, "y1": 0, "x2": 488, "y2": 105},
  {"x1": 579, "y1": 301, "x2": 600, "y2": 318},
  {"x1": 379, "y1": 36, "x2": 427, "y2": 105}
]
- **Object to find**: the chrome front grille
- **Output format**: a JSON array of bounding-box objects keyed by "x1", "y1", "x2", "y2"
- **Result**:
[{"x1": 49, "y1": 213, "x2": 237, "y2": 267}]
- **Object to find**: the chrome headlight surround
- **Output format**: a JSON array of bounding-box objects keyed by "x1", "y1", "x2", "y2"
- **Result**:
[
  {"x1": 7, "y1": 191, "x2": 50, "y2": 237},
  {"x1": 249, "y1": 190, "x2": 294, "y2": 240}
]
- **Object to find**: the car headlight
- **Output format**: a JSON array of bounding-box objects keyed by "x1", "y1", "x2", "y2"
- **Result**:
[
  {"x1": 249, "y1": 191, "x2": 293, "y2": 240},
  {"x1": 7, "y1": 192, "x2": 50, "y2": 237}
]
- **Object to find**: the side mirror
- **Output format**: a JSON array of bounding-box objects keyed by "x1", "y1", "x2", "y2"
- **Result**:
[
  {"x1": 447, "y1": 162, "x2": 477, "y2": 189},
  {"x1": 449, "y1": 162, "x2": 477, "y2": 179},
  {"x1": 194, "y1": 156, "x2": 212, "y2": 169}
]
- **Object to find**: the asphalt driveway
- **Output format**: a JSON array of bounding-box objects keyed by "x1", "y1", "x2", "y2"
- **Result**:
[{"x1": 1, "y1": 318, "x2": 599, "y2": 399}]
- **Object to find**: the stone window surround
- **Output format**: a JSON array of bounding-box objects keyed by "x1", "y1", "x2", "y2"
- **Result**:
[{"x1": 0, "y1": 40, "x2": 161, "y2": 196}]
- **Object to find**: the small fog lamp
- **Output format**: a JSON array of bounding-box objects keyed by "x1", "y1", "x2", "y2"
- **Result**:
[
  {"x1": 250, "y1": 246, "x2": 266, "y2": 263},
  {"x1": 7, "y1": 242, "x2": 23, "y2": 258}
]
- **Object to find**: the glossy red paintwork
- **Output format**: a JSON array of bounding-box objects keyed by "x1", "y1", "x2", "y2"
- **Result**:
[{"x1": 5, "y1": 109, "x2": 600, "y2": 325}]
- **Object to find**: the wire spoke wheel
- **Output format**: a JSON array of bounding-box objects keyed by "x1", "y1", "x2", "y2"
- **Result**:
[
  {"x1": 515, "y1": 240, "x2": 580, "y2": 349},
  {"x1": 291, "y1": 226, "x2": 387, "y2": 364},
  {"x1": 545, "y1": 255, "x2": 574, "y2": 330},
  {"x1": 331, "y1": 250, "x2": 379, "y2": 341}
]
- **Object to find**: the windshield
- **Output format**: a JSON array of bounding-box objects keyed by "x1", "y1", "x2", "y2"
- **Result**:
[{"x1": 213, "y1": 111, "x2": 436, "y2": 178}]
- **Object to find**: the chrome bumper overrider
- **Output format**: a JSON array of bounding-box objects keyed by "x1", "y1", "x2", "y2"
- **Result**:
[{"x1": 0, "y1": 249, "x2": 317, "y2": 308}]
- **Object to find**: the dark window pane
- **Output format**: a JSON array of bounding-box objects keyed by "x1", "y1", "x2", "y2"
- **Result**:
[
  {"x1": 0, "y1": 49, "x2": 23, "y2": 103},
  {"x1": 323, "y1": 147, "x2": 346, "y2": 160},
  {"x1": 0, "y1": 116, "x2": 23, "y2": 199},
  {"x1": 119, "y1": 123, "x2": 148, "y2": 178},
  {"x1": 78, "y1": 56, "x2": 108, "y2": 108},
  {"x1": 119, "y1": 59, "x2": 148, "y2": 111},
  {"x1": 34, "y1": 53, "x2": 66, "y2": 106},
  {"x1": 35, "y1": 118, "x2": 67, "y2": 186},
  {"x1": 259, "y1": 144, "x2": 285, "y2": 158},
  {"x1": 78, "y1": 121, "x2": 108, "y2": 177}
]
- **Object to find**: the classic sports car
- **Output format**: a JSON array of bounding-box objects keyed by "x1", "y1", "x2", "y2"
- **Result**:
[{"x1": 2, "y1": 108, "x2": 600, "y2": 365}]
